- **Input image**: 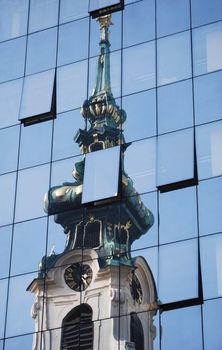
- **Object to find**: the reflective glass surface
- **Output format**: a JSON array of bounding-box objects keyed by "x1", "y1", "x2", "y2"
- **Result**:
[
  {"x1": 29, "y1": 0, "x2": 59, "y2": 32},
  {"x1": 0, "y1": 172, "x2": 16, "y2": 227},
  {"x1": 0, "y1": 226, "x2": 12, "y2": 279},
  {"x1": 193, "y1": 22, "x2": 222, "y2": 76},
  {"x1": 89, "y1": 0, "x2": 120, "y2": 11},
  {"x1": 196, "y1": 121, "x2": 222, "y2": 180},
  {"x1": 26, "y1": 28, "x2": 57, "y2": 75},
  {"x1": 4, "y1": 334, "x2": 33, "y2": 350},
  {"x1": 0, "y1": 125, "x2": 19, "y2": 175},
  {"x1": 157, "y1": 128, "x2": 194, "y2": 187},
  {"x1": 60, "y1": 0, "x2": 89, "y2": 23},
  {"x1": 158, "y1": 79, "x2": 193, "y2": 134},
  {"x1": 157, "y1": 31, "x2": 191, "y2": 86},
  {"x1": 0, "y1": 278, "x2": 8, "y2": 338},
  {"x1": 82, "y1": 146, "x2": 120, "y2": 203},
  {"x1": 157, "y1": 0, "x2": 190, "y2": 37},
  {"x1": 203, "y1": 298, "x2": 222, "y2": 350},
  {"x1": 191, "y1": 0, "x2": 222, "y2": 27},
  {"x1": 0, "y1": 0, "x2": 29, "y2": 42},
  {"x1": 0, "y1": 37, "x2": 26, "y2": 83},
  {"x1": 19, "y1": 69, "x2": 55, "y2": 120}
]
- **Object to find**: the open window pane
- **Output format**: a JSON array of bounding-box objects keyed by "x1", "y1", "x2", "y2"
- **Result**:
[
  {"x1": 89, "y1": 0, "x2": 123, "y2": 16},
  {"x1": 157, "y1": 129, "x2": 194, "y2": 188},
  {"x1": 82, "y1": 146, "x2": 120, "y2": 204},
  {"x1": 19, "y1": 69, "x2": 55, "y2": 124}
]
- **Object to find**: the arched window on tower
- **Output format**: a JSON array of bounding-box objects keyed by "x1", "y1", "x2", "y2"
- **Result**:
[
  {"x1": 130, "y1": 313, "x2": 144, "y2": 350},
  {"x1": 61, "y1": 304, "x2": 93, "y2": 350}
]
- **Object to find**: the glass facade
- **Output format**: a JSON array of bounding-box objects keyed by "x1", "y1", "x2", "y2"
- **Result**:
[{"x1": 0, "y1": 0, "x2": 222, "y2": 349}]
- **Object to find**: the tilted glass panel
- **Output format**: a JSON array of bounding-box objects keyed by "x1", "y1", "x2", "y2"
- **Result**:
[
  {"x1": 198, "y1": 177, "x2": 222, "y2": 236},
  {"x1": 29, "y1": 0, "x2": 59, "y2": 32},
  {"x1": 203, "y1": 298, "x2": 222, "y2": 350},
  {"x1": 58, "y1": 18, "x2": 89, "y2": 66},
  {"x1": 0, "y1": 226, "x2": 12, "y2": 279},
  {"x1": 0, "y1": 78, "x2": 23, "y2": 129},
  {"x1": 123, "y1": 41, "x2": 155, "y2": 95},
  {"x1": 200, "y1": 233, "x2": 222, "y2": 299},
  {"x1": 0, "y1": 278, "x2": 8, "y2": 338},
  {"x1": 0, "y1": 125, "x2": 19, "y2": 175},
  {"x1": 14, "y1": 164, "x2": 50, "y2": 222},
  {"x1": 159, "y1": 239, "x2": 198, "y2": 303},
  {"x1": 19, "y1": 69, "x2": 55, "y2": 121},
  {"x1": 157, "y1": 128, "x2": 194, "y2": 187},
  {"x1": 19, "y1": 120, "x2": 52, "y2": 169},
  {"x1": 159, "y1": 187, "x2": 198, "y2": 244},
  {"x1": 60, "y1": 0, "x2": 89, "y2": 23},
  {"x1": 57, "y1": 61, "x2": 88, "y2": 113},
  {"x1": 157, "y1": 0, "x2": 190, "y2": 37},
  {"x1": 158, "y1": 79, "x2": 193, "y2": 134},
  {"x1": 0, "y1": 36, "x2": 26, "y2": 83},
  {"x1": 123, "y1": 0, "x2": 155, "y2": 47},
  {"x1": 5, "y1": 273, "x2": 36, "y2": 337},
  {"x1": 191, "y1": 0, "x2": 222, "y2": 27},
  {"x1": 89, "y1": 0, "x2": 121, "y2": 11},
  {"x1": 26, "y1": 28, "x2": 57, "y2": 75},
  {"x1": 0, "y1": 172, "x2": 16, "y2": 226},
  {"x1": 0, "y1": 0, "x2": 29, "y2": 42},
  {"x1": 194, "y1": 71, "x2": 222, "y2": 125},
  {"x1": 196, "y1": 121, "x2": 222, "y2": 180},
  {"x1": 192, "y1": 21, "x2": 222, "y2": 76},
  {"x1": 157, "y1": 31, "x2": 191, "y2": 86},
  {"x1": 10, "y1": 218, "x2": 47, "y2": 276},
  {"x1": 161, "y1": 306, "x2": 203, "y2": 350},
  {"x1": 82, "y1": 146, "x2": 120, "y2": 203},
  {"x1": 124, "y1": 137, "x2": 156, "y2": 194},
  {"x1": 122, "y1": 89, "x2": 156, "y2": 142}
]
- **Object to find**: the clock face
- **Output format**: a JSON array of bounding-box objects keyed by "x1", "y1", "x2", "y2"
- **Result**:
[
  {"x1": 130, "y1": 273, "x2": 143, "y2": 304},
  {"x1": 64, "y1": 263, "x2": 93, "y2": 292}
]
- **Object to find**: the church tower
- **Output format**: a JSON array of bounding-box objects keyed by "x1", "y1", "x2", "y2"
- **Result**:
[{"x1": 27, "y1": 14, "x2": 158, "y2": 350}]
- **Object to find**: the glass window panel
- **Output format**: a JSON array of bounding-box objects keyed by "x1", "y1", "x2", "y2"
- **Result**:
[
  {"x1": 0, "y1": 37, "x2": 26, "y2": 83},
  {"x1": 122, "y1": 89, "x2": 156, "y2": 142},
  {"x1": 132, "y1": 246, "x2": 158, "y2": 287},
  {"x1": 4, "y1": 334, "x2": 33, "y2": 350},
  {"x1": 194, "y1": 71, "x2": 222, "y2": 125},
  {"x1": 0, "y1": 78, "x2": 23, "y2": 129},
  {"x1": 90, "y1": 10, "x2": 121, "y2": 56},
  {"x1": 158, "y1": 79, "x2": 193, "y2": 134},
  {"x1": 88, "y1": 50, "x2": 121, "y2": 99},
  {"x1": 82, "y1": 146, "x2": 120, "y2": 203},
  {"x1": 0, "y1": 226, "x2": 12, "y2": 279},
  {"x1": 5, "y1": 273, "x2": 36, "y2": 337},
  {"x1": 58, "y1": 19, "x2": 89, "y2": 66},
  {"x1": 196, "y1": 121, "x2": 222, "y2": 180},
  {"x1": 191, "y1": 0, "x2": 222, "y2": 27},
  {"x1": 159, "y1": 187, "x2": 198, "y2": 244},
  {"x1": 131, "y1": 191, "x2": 158, "y2": 250},
  {"x1": 89, "y1": 0, "x2": 120, "y2": 11},
  {"x1": 203, "y1": 298, "x2": 222, "y2": 350},
  {"x1": 26, "y1": 28, "x2": 57, "y2": 75},
  {"x1": 15, "y1": 164, "x2": 50, "y2": 222},
  {"x1": 29, "y1": 0, "x2": 59, "y2": 32},
  {"x1": 157, "y1": 0, "x2": 190, "y2": 37},
  {"x1": 124, "y1": 137, "x2": 156, "y2": 194},
  {"x1": 47, "y1": 215, "x2": 67, "y2": 256},
  {"x1": 159, "y1": 239, "x2": 198, "y2": 303},
  {"x1": 193, "y1": 22, "x2": 222, "y2": 76},
  {"x1": 198, "y1": 177, "x2": 222, "y2": 236},
  {"x1": 11, "y1": 218, "x2": 47, "y2": 276},
  {"x1": 57, "y1": 61, "x2": 88, "y2": 113},
  {"x1": 0, "y1": 278, "x2": 8, "y2": 338},
  {"x1": 0, "y1": 0, "x2": 29, "y2": 42},
  {"x1": 0, "y1": 125, "x2": 19, "y2": 175},
  {"x1": 123, "y1": 41, "x2": 155, "y2": 95},
  {"x1": 123, "y1": 0, "x2": 155, "y2": 47},
  {"x1": 19, "y1": 121, "x2": 52, "y2": 169},
  {"x1": 51, "y1": 156, "x2": 82, "y2": 187},
  {"x1": 200, "y1": 233, "x2": 222, "y2": 299},
  {"x1": 19, "y1": 69, "x2": 55, "y2": 120},
  {"x1": 161, "y1": 306, "x2": 202, "y2": 350},
  {"x1": 157, "y1": 129, "x2": 194, "y2": 187},
  {"x1": 60, "y1": 0, "x2": 89, "y2": 23},
  {"x1": 53, "y1": 110, "x2": 84, "y2": 161},
  {"x1": 157, "y1": 31, "x2": 191, "y2": 86},
  {"x1": 0, "y1": 172, "x2": 16, "y2": 226}
]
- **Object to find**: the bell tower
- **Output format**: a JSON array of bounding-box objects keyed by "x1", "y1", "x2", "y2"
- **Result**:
[{"x1": 27, "y1": 14, "x2": 158, "y2": 350}]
